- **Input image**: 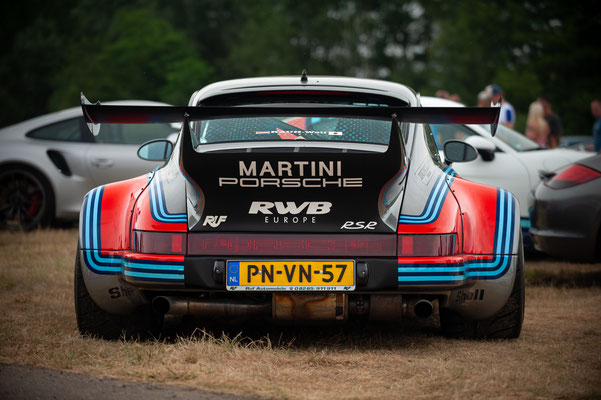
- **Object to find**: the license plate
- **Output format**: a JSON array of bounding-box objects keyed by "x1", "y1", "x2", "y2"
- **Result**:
[{"x1": 226, "y1": 260, "x2": 355, "y2": 291}]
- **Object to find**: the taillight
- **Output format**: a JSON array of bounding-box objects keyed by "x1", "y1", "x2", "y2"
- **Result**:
[
  {"x1": 397, "y1": 234, "x2": 456, "y2": 257},
  {"x1": 546, "y1": 164, "x2": 601, "y2": 189},
  {"x1": 134, "y1": 231, "x2": 186, "y2": 254},
  {"x1": 187, "y1": 233, "x2": 397, "y2": 257}
]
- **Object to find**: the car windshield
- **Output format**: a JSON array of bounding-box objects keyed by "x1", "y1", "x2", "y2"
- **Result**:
[
  {"x1": 431, "y1": 122, "x2": 541, "y2": 152},
  {"x1": 482, "y1": 124, "x2": 541, "y2": 151},
  {"x1": 190, "y1": 116, "x2": 392, "y2": 148}
]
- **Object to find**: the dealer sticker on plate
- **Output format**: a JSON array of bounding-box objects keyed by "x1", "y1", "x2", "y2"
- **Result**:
[{"x1": 226, "y1": 260, "x2": 355, "y2": 291}]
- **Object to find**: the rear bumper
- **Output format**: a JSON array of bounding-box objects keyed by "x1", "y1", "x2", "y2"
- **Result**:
[
  {"x1": 81, "y1": 251, "x2": 518, "y2": 320},
  {"x1": 117, "y1": 254, "x2": 516, "y2": 292},
  {"x1": 530, "y1": 228, "x2": 596, "y2": 259}
]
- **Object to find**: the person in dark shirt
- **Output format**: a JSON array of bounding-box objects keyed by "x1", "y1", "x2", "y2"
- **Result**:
[
  {"x1": 592, "y1": 99, "x2": 601, "y2": 153},
  {"x1": 538, "y1": 96, "x2": 562, "y2": 148}
]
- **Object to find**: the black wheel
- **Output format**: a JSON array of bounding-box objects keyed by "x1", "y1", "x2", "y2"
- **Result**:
[
  {"x1": 440, "y1": 239, "x2": 525, "y2": 339},
  {"x1": 74, "y1": 242, "x2": 163, "y2": 340},
  {"x1": 0, "y1": 166, "x2": 54, "y2": 230}
]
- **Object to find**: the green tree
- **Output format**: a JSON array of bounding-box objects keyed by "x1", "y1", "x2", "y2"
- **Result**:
[
  {"x1": 424, "y1": 0, "x2": 601, "y2": 133},
  {"x1": 50, "y1": 7, "x2": 213, "y2": 108}
]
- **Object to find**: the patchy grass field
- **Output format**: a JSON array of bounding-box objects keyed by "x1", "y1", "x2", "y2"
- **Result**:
[{"x1": 1, "y1": 229, "x2": 600, "y2": 399}]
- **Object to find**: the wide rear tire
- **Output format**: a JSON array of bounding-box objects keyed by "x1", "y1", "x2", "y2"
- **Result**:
[
  {"x1": 440, "y1": 240, "x2": 525, "y2": 339},
  {"x1": 74, "y1": 242, "x2": 163, "y2": 340}
]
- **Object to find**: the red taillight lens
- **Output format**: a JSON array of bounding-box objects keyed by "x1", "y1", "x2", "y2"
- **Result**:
[
  {"x1": 397, "y1": 234, "x2": 456, "y2": 257},
  {"x1": 546, "y1": 164, "x2": 601, "y2": 189},
  {"x1": 134, "y1": 231, "x2": 186, "y2": 254},
  {"x1": 187, "y1": 233, "x2": 397, "y2": 257}
]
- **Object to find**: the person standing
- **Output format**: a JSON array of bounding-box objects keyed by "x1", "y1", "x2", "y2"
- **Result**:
[
  {"x1": 486, "y1": 84, "x2": 515, "y2": 128},
  {"x1": 477, "y1": 90, "x2": 492, "y2": 107},
  {"x1": 525, "y1": 101, "x2": 550, "y2": 147},
  {"x1": 538, "y1": 96, "x2": 562, "y2": 148},
  {"x1": 592, "y1": 99, "x2": 601, "y2": 153}
]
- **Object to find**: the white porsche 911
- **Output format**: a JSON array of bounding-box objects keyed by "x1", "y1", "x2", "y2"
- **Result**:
[
  {"x1": 0, "y1": 101, "x2": 179, "y2": 230},
  {"x1": 423, "y1": 96, "x2": 591, "y2": 248}
]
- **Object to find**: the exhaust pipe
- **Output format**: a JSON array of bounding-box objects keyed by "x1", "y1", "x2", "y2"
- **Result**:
[
  {"x1": 365, "y1": 295, "x2": 435, "y2": 321},
  {"x1": 413, "y1": 299, "x2": 434, "y2": 319},
  {"x1": 153, "y1": 296, "x2": 271, "y2": 318}
]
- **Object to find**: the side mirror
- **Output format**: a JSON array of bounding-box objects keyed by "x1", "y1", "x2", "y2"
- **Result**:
[
  {"x1": 465, "y1": 136, "x2": 496, "y2": 161},
  {"x1": 137, "y1": 139, "x2": 173, "y2": 161},
  {"x1": 443, "y1": 140, "x2": 478, "y2": 163}
]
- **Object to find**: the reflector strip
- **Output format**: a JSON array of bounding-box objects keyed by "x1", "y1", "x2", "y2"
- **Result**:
[{"x1": 187, "y1": 233, "x2": 397, "y2": 256}]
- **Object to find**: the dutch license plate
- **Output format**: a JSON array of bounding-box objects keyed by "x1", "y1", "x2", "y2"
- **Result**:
[{"x1": 226, "y1": 260, "x2": 355, "y2": 291}]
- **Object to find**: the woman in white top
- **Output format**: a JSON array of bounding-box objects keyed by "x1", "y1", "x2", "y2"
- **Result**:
[{"x1": 525, "y1": 101, "x2": 550, "y2": 146}]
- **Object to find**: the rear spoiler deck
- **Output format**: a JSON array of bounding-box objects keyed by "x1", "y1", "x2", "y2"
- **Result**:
[{"x1": 81, "y1": 93, "x2": 501, "y2": 136}]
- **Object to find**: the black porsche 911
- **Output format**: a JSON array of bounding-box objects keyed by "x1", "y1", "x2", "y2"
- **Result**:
[{"x1": 530, "y1": 154, "x2": 601, "y2": 260}]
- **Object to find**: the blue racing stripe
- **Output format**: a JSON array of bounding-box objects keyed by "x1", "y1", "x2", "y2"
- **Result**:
[
  {"x1": 80, "y1": 186, "x2": 121, "y2": 274},
  {"x1": 398, "y1": 167, "x2": 456, "y2": 224},
  {"x1": 123, "y1": 270, "x2": 185, "y2": 280},
  {"x1": 148, "y1": 174, "x2": 187, "y2": 223}
]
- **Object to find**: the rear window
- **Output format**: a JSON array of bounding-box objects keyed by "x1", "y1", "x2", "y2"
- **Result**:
[{"x1": 191, "y1": 116, "x2": 392, "y2": 147}]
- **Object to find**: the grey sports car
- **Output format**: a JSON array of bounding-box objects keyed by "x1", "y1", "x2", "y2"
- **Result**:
[
  {"x1": 530, "y1": 154, "x2": 601, "y2": 260},
  {"x1": 0, "y1": 101, "x2": 178, "y2": 230}
]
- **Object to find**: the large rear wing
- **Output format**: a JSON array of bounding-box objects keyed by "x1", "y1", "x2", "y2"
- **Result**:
[{"x1": 80, "y1": 93, "x2": 501, "y2": 136}]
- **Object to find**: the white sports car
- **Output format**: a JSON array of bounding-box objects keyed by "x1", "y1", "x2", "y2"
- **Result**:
[
  {"x1": 422, "y1": 96, "x2": 592, "y2": 247},
  {"x1": 0, "y1": 101, "x2": 178, "y2": 230}
]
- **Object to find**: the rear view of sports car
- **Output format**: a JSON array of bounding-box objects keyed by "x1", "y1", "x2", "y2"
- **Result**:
[
  {"x1": 74, "y1": 76, "x2": 524, "y2": 340},
  {"x1": 530, "y1": 154, "x2": 601, "y2": 260}
]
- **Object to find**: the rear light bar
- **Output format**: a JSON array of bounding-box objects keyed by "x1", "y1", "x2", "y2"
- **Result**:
[
  {"x1": 134, "y1": 231, "x2": 456, "y2": 257},
  {"x1": 187, "y1": 233, "x2": 397, "y2": 257},
  {"x1": 545, "y1": 164, "x2": 601, "y2": 189},
  {"x1": 397, "y1": 234, "x2": 456, "y2": 257}
]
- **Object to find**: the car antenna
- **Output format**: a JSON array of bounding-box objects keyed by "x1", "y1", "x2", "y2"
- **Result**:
[{"x1": 300, "y1": 69, "x2": 308, "y2": 84}]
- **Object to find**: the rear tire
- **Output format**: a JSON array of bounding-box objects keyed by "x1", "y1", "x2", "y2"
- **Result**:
[
  {"x1": 74, "y1": 242, "x2": 163, "y2": 340},
  {"x1": 440, "y1": 239, "x2": 525, "y2": 339}
]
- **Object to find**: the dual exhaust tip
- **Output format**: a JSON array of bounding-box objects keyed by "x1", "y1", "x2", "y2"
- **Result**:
[{"x1": 152, "y1": 295, "x2": 434, "y2": 321}]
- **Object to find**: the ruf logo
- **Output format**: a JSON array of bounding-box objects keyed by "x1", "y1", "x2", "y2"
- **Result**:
[{"x1": 203, "y1": 215, "x2": 228, "y2": 228}]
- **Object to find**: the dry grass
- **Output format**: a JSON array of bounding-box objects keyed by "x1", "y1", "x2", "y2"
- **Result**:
[{"x1": 1, "y1": 229, "x2": 601, "y2": 399}]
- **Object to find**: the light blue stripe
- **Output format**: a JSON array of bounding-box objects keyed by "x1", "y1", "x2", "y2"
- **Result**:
[
  {"x1": 399, "y1": 173, "x2": 447, "y2": 221},
  {"x1": 398, "y1": 274, "x2": 465, "y2": 282},
  {"x1": 124, "y1": 270, "x2": 184, "y2": 280},
  {"x1": 83, "y1": 251, "x2": 121, "y2": 273},
  {"x1": 83, "y1": 191, "x2": 91, "y2": 249},
  {"x1": 397, "y1": 255, "x2": 514, "y2": 282},
  {"x1": 503, "y1": 192, "x2": 514, "y2": 254},
  {"x1": 398, "y1": 265, "x2": 466, "y2": 273},
  {"x1": 92, "y1": 187, "x2": 100, "y2": 250},
  {"x1": 156, "y1": 179, "x2": 186, "y2": 220},
  {"x1": 123, "y1": 261, "x2": 184, "y2": 271},
  {"x1": 494, "y1": 190, "x2": 506, "y2": 254},
  {"x1": 398, "y1": 169, "x2": 456, "y2": 224},
  {"x1": 151, "y1": 178, "x2": 187, "y2": 222}
]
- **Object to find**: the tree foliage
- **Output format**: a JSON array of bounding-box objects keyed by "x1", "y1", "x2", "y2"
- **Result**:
[{"x1": 1, "y1": 0, "x2": 599, "y2": 134}]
